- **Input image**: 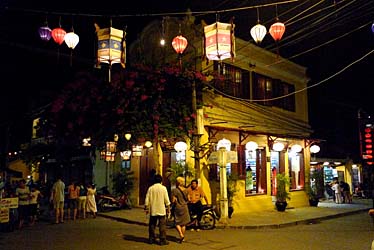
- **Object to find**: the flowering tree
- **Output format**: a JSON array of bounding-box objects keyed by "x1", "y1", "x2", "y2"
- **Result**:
[{"x1": 40, "y1": 64, "x2": 208, "y2": 150}]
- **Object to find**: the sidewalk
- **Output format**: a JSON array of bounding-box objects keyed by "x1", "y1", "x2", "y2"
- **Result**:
[{"x1": 97, "y1": 198, "x2": 373, "y2": 229}]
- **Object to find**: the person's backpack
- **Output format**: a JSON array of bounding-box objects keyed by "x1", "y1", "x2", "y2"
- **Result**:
[{"x1": 79, "y1": 185, "x2": 87, "y2": 196}]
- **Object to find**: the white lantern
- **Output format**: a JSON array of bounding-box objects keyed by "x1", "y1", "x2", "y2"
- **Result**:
[
  {"x1": 290, "y1": 144, "x2": 302, "y2": 153},
  {"x1": 245, "y1": 141, "x2": 258, "y2": 151},
  {"x1": 250, "y1": 24, "x2": 267, "y2": 44},
  {"x1": 272, "y1": 142, "x2": 285, "y2": 152},
  {"x1": 64, "y1": 31, "x2": 79, "y2": 49},
  {"x1": 174, "y1": 141, "x2": 188, "y2": 152},
  {"x1": 217, "y1": 138, "x2": 231, "y2": 151},
  {"x1": 310, "y1": 145, "x2": 320, "y2": 154}
]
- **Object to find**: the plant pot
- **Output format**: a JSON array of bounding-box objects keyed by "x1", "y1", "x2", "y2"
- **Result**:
[
  {"x1": 228, "y1": 206, "x2": 234, "y2": 218},
  {"x1": 309, "y1": 199, "x2": 319, "y2": 207},
  {"x1": 275, "y1": 201, "x2": 287, "y2": 212}
]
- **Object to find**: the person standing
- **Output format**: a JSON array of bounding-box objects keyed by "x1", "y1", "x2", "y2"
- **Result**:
[
  {"x1": 171, "y1": 177, "x2": 190, "y2": 244},
  {"x1": 67, "y1": 181, "x2": 80, "y2": 221},
  {"x1": 52, "y1": 175, "x2": 65, "y2": 224},
  {"x1": 86, "y1": 183, "x2": 97, "y2": 218},
  {"x1": 187, "y1": 179, "x2": 209, "y2": 231},
  {"x1": 29, "y1": 185, "x2": 43, "y2": 225},
  {"x1": 331, "y1": 179, "x2": 342, "y2": 204},
  {"x1": 144, "y1": 174, "x2": 171, "y2": 245},
  {"x1": 16, "y1": 179, "x2": 31, "y2": 229},
  {"x1": 77, "y1": 182, "x2": 87, "y2": 219}
]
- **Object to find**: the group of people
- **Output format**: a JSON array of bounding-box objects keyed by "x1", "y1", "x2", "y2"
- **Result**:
[
  {"x1": 330, "y1": 178, "x2": 352, "y2": 204},
  {"x1": 51, "y1": 176, "x2": 98, "y2": 224},
  {"x1": 144, "y1": 174, "x2": 209, "y2": 246}
]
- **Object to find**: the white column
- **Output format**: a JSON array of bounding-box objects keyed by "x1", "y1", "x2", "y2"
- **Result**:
[{"x1": 218, "y1": 148, "x2": 228, "y2": 223}]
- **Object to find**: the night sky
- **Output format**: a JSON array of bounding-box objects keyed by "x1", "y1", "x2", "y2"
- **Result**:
[{"x1": 0, "y1": 0, "x2": 373, "y2": 160}]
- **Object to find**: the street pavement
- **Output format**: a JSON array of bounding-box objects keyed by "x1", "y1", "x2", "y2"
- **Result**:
[{"x1": 97, "y1": 197, "x2": 373, "y2": 229}]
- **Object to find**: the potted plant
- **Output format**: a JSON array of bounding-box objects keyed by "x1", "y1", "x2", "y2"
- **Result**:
[
  {"x1": 275, "y1": 173, "x2": 291, "y2": 212},
  {"x1": 307, "y1": 168, "x2": 324, "y2": 206},
  {"x1": 227, "y1": 173, "x2": 239, "y2": 218}
]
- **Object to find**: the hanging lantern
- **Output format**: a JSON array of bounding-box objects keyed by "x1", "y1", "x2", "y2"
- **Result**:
[
  {"x1": 172, "y1": 35, "x2": 188, "y2": 54},
  {"x1": 372, "y1": 22, "x2": 374, "y2": 33},
  {"x1": 97, "y1": 27, "x2": 124, "y2": 65},
  {"x1": 269, "y1": 22, "x2": 285, "y2": 42},
  {"x1": 64, "y1": 31, "x2": 79, "y2": 49},
  {"x1": 250, "y1": 24, "x2": 267, "y2": 44},
  {"x1": 204, "y1": 21, "x2": 235, "y2": 61},
  {"x1": 51, "y1": 27, "x2": 66, "y2": 45},
  {"x1": 38, "y1": 26, "x2": 52, "y2": 41}
]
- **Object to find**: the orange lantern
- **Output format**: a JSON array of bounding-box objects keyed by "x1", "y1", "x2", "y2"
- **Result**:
[
  {"x1": 269, "y1": 22, "x2": 285, "y2": 42},
  {"x1": 51, "y1": 27, "x2": 66, "y2": 45},
  {"x1": 172, "y1": 35, "x2": 188, "y2": 54}
]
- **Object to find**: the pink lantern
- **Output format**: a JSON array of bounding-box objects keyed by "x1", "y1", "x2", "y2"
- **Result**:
[
  {"x1": 269, "y1": 22, "x2": 285, "y2": 42},
  {"x1": 38, "y1": 26, "x2": 52, "y2": 41},
  {"x1": 51, "y1": 27, "x2": 66, "y2": 45},
  {"x1": 172, "y1": 35, "x2": 188, "y2": 54}
]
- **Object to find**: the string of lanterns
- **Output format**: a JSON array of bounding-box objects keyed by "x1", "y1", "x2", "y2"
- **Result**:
[{"x1": 37, "y1": 11, "x2": 286, "y2": 67}]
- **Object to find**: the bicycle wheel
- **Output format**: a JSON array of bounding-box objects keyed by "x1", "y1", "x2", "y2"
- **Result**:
[{"x1": 200, "y1": 212, "x2": 215, "y2": 230}]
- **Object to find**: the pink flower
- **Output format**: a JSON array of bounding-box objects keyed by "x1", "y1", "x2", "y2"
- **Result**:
[
  {"x1": 191, "y1": 113, "x2": 197, "y2": 119},
  {"x1": 141, "y1": 95, "x2": 148, "y2": 101}
]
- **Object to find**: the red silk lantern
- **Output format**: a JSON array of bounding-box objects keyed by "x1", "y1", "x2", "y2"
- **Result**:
[
  {"x1": 269, "y1": 22, "x2": 285, "y2": 42},
  {"x1": 172, "y1": 35, "x2": 188, "y2": 54},
  {"x1": 51, "y1": 27, "x2": 66, "y2": 45}
]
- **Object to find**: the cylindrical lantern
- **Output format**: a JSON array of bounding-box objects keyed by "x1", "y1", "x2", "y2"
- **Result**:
[
  {"x1": 172, "y1": 35, "x2": 188, "y2": 54},
  {"x1": 64, "y1": 31, "x2": 79, "y2": 49},
  {"x1": 51, "y1": 27, "x2": 66, "y2": 45},
  {"x1": 245, "y1": 141, "x2": 258, "y2": 151},
  {"x1": 174, "y1": 141, "x2": 188, "y2": 152},
  {"x1": 204, "y1": 22, "x2": 235, "y2": 61},
  {"x1": 38, "y1": 26, "x2": 52, "y2": 41},
  {"x1": 372, "y1": 22, "x2": 374, "y2": 33},
  {"x1": 269, "y1": 22, "x2": 285, "y2": 42},
  {"x1": 250, "y1": 24, "x2": 267, "y2": 44},
  {"x1": 106, "y1": 141, "x2": 117, "y2": 153},
  {"x1": 97, "y1": 27, "x2": 124, "y2": 65}
]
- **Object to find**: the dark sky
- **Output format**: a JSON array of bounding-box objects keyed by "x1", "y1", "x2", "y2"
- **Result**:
[{"x1": 0, "y1": 0, "x2": 373, "y2": 159}]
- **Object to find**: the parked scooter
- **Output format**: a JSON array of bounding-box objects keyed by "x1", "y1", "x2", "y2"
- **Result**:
[
  {"x1": 168, "y1": 204, "x2": 218, "y2": 230},
  {"x1": 96, "y1": 187, "x2": 131, "y2": 212}
]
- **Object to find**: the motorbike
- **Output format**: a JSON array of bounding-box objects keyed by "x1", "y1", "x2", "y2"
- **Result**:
[
  {"x1": 168, "y1": 204, "x2": 219, "y2": 230},
  {"x1": 96, "y1": 187, "x2": 132, "y2": 212}
]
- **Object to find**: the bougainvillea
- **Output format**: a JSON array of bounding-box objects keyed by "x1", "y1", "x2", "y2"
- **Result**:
[{"x1": 40, "y1": 64, "x2": 209, "y2": 149}]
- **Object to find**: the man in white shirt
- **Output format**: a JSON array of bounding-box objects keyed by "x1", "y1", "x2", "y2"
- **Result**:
[
  {"x1": 52, "y1": 175, "x2": 65, "y2": 224},
  {"x1": 145, "y1": 174, "x2": 171, "y2": 245}
]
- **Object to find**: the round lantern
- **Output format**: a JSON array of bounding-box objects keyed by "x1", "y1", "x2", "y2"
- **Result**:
[
  {"x1": 38, "y1": 26, "x2": 52, "y2": 41},
  {"x1": 250, "y1": 24, "x2": 267, "y2": 44},
  {"x1": 290, "y1": 144, "x2": 302, "y2": 153},
  {"x1": 272, "y1": 142, "x2": 285, "y2": 152},
  {"x1": 51, "y1": 27, "x2": 66, "y2": 45},
  {"x1": 172, "y1": 35, "x2": 188, "y2": 54},
  {"x1": 245, "y1": 141, "x2": 258, "y2": 151},
  {"x1": 269, "y1": 22, "x2": 285, "y2": 42},
  {"x1": 310, "y1": 145, "x2": 320, "y2": 154},
  {"x1": 174, "y1": 141, "x2": 188, "y2": 152},
  {"x1": 64, "y1": 31, "x2": 79, "y2": 49},
  {"x1": 217, "y1": 138, "x2": 231, "y2": 151}
]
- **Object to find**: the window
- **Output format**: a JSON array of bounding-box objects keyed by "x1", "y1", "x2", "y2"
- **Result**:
[
  {"x1": 270, "y1": 151, "x2": 285, "y2": 195},
  {"x1": 253, "y1": 73, "x2": 295, "y2": 112},
  {"x1": 288, "y1": 151, "x2": 305, "y2": 190},
  {"x1": 213, "y1": 62, "x2": 250, "y2": 99},
  {"x1": 244, "y1": 148, "x2": 267, "y2": 195}
]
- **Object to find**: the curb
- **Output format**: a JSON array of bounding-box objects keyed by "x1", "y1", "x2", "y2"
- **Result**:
[{"x1": 215, "y1": 208, "x2": 370, "y2": 230}]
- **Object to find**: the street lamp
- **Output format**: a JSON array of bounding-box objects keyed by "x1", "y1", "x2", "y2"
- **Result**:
[{"x1": 217, "y1": 138, "x2": 231, "y2": 223}]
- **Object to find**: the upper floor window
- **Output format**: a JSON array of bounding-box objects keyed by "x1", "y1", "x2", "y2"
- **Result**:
[
  {"x1": 253, "y1": 73, "x2": 295, "y2": 112},
  {"x1": 213, "y1": 62, "x2": 249, "y2": 99}
]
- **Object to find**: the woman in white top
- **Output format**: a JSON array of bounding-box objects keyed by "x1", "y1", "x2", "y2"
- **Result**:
[{"x1": 86, "y1": 184, "x2": 97, "y2": 218}]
